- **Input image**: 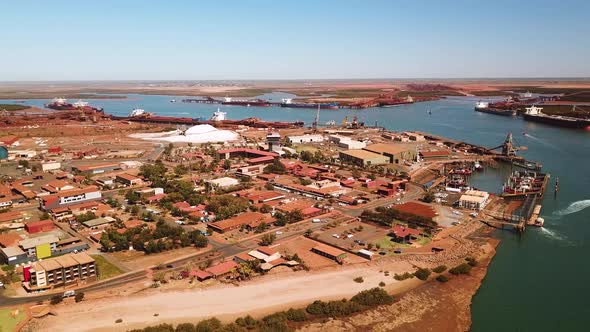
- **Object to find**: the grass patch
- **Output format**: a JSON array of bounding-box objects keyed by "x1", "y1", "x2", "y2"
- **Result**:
[
  {"x1": 0, "y1": 104, "x2": 30, "y2": 112},
  {"x1": 90, "y1": 255, "x2": 123, "y2": 280},
  {"x1": 0, "y1": 307, "x2": 27, "y2": 332},
  {"x1": 375, "y1": 236, "x2": 410, "y2": 250},
  {"x1": 295, "y1": 145, "x2": 318, "y2": 153}
]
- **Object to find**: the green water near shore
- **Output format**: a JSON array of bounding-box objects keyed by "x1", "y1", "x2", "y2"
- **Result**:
[{"x1": 19, "y1": 93, "x2": 590, "y2": 330}]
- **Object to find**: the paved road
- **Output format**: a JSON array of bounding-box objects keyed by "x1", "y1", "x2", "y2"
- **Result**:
[{"x1": 1, "y1": 185, "x2": 421, "y2": 306}]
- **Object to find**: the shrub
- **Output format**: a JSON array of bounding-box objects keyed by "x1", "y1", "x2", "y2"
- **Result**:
[
  {"x1": 306, "y1": 299, "x2": 364, "y2": 317},
  {"x1": 379, "y1": 281, "x2": 386, "y2": 287},
  {"x1": 466, "y1": 257, "x2": 478, "y2": 267},
  {"x1": 50, "y1": 295, "x2": 63, "y2": 305},
  {"x1": 115, "y1": 318, "x2": 123, "y2": 323},
  {"x1": 75, "y1": 292, "x2": 85, "y2": 303},
  {"x1": 432, "y1": 265, "x2": 447, "y2": 273},
  {"x1": 394, "y1": 272, "x2": 414, "y2": 281},
  {"x1": 175, "y1": 323, "x2": 196, "y2": 332},
  {"x1": 436, "y1": 275, "x2": 449, "y2": 283},
  {"x1": 195, "y1": 318, "x2": 222, "y2": 332},
  {"x1": 353, "y1": 276, "x2": 364, "y2": 283},
  {"x1": 144, "y1": 323, "x2": 174, "y2": 332},
  {"x1": 351, "y1": 287, "x2": 394, "y2": 306},
  {"x1": 284, "y1": 308, "x2": 307, "y2": 322},
  {"x1": 414, "y1": 268, "x2": 431, "y2": 281},
  {"x1": 235, "y1": 315, "x2": 257, "y2": 329},
  {"x1": 449, "y1": 263, "x2": 472, "y2": 275}
]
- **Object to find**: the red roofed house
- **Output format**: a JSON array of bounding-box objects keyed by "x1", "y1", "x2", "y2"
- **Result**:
[
  {"x1": 205, "y1": 261, "x2": 238, "y2": 278},
  {"x1": 48, "y1": 146, "x2": 63, "y2": 154},
  {"x1": 0, "y1": 211, "x2": 24, "y2": 224},
  {"x1": 0, "y1": 233, "x2": 22, "y2": 248},
  {"x1": 390, "y1": 225, "x2": 422, "y2": 243},
  {"x1": 0, "y1": 135, "x2": 19, "y2": 146},
  {"x1": 42, "y1": 180, "x2": 75, "y2": 193},
  {"x1": 208, "y1": 212, "x2": 275, "y2": 233},
  {"x1": 192, "y1": 270, "x2": 213, "y2": 281},
  {"x1": 147, "y1": 193, "x2": 167, "y2": 203},
  {"x1": 115, "y1": 173, "x2": 143, "y2": 186}
]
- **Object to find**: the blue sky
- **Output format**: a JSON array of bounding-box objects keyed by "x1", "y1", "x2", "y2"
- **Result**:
[{"x1": 1, "y1": 0, "x2": 589, "y2": 80}]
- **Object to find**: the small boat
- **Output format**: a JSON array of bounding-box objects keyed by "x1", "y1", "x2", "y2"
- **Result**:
[
  {"x1": 534, "y1": 217, "x2": 544, "y2": 227},
  {"x1": 513, "y1": 160, "x2": 542, "y2": 171}
]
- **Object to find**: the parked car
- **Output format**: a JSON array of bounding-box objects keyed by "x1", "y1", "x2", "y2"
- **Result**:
[
  {"x1": 62, "y1": 290, "x2": 76, "y2": 298},
  {"x1": 275, "y1": 231, "x2": 283, "y2": 235},
  {"x1": 332, "y1": 234, "x2": 340, "y2": 239}
]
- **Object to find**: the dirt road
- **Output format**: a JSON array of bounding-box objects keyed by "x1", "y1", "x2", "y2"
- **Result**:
[{"x1": 34, "y1": 262, "x2": 414, "y2": 332}]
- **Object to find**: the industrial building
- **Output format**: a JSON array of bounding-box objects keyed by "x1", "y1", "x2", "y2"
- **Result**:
[
  {"x1": 459, "y1": 190, "x2": 490, "y2": 210},
  {"x1": 363, "y1": 143, "x2": 417, "y2": 164},
  {"x1": 338, "y1": 149, "x2": 389, "y2": 166},
  {"x1": 286, "y1": 134, "x2": 324, "y2": 144},
  {"x1": 205, "y1": 177, "x2": 240, "y2": 191},
  {"x1": 71, "y1": 163, "x2": 122, "y2": 175},
  {"x1": 25, "y1": 220, "x2": 55, "y2": 234}
]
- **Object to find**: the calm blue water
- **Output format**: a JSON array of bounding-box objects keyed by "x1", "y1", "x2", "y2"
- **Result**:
[{"x1": 17, "y1": 93, "x2": 590, "y2": 330}]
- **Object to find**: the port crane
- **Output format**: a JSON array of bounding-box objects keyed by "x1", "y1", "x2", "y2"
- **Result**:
[
  {"x1": 311, "y1": 104, "x2": 320, "y2": 131},
  {"x1": 488, "y1": 133, "x2": 527, "y2": 157}
]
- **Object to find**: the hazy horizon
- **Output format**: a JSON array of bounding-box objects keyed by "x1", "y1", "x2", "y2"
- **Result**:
[{"x1": 2, "y1": 0, "x2": 589, "y2": 81}]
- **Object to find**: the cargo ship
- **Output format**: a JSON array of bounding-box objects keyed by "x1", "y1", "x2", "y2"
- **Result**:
[
  {"x1": 221, "y1": 97, "x2": 271, "y2": 107},
  {"x1": 378, "y1": 95, "x2": 414, "y2": 107},
  {"x1": 522, "y1": 105, "x2": 590, "y2": 129},
  {"x1": 502, "y1": 170, "x2": 549, "y2": 197},
  {"x1": 116, "y1": 110, "x2": 303, "y2": 129},
  {"x1": 45, "y1": 98, "x2": 103, "y2": 112},
  {"x1": 474, "y1": 101, "x2": 516, "y2": 116},
  {"x1": 280, "y1": 99, "x2": 339, "y2": 110}
]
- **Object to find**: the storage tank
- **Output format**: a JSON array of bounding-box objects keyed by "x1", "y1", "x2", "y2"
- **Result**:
[{"x1": 0, "y1": 146, "x2": 8, "y2": 160}]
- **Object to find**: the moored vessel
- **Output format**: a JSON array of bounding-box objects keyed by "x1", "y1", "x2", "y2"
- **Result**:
[
  {"x1": 474, "y1": 101, "x2": 516, "y2": 116},
  {"x1": 522, "y1": 105, "x2": 590, "y2": 129},
  {"x1": 221, "y1": 97, "x2": 271, "y2": 107},
  {"x1": 280, "y1": 98, "x2": 339, "y2": 109},
  {"x1": 45, "y1": 98, "x2": 103, "y2": 112}
]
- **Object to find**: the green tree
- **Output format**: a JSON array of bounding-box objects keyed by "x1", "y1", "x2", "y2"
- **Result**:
[{"x1": 260, "y1": 233, "x2": 276, "y2": 246}]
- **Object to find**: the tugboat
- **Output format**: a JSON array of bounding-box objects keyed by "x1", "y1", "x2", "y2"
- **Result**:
[{"x1": 522, "y1": 105, "x2": 590, "y2": 129}]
